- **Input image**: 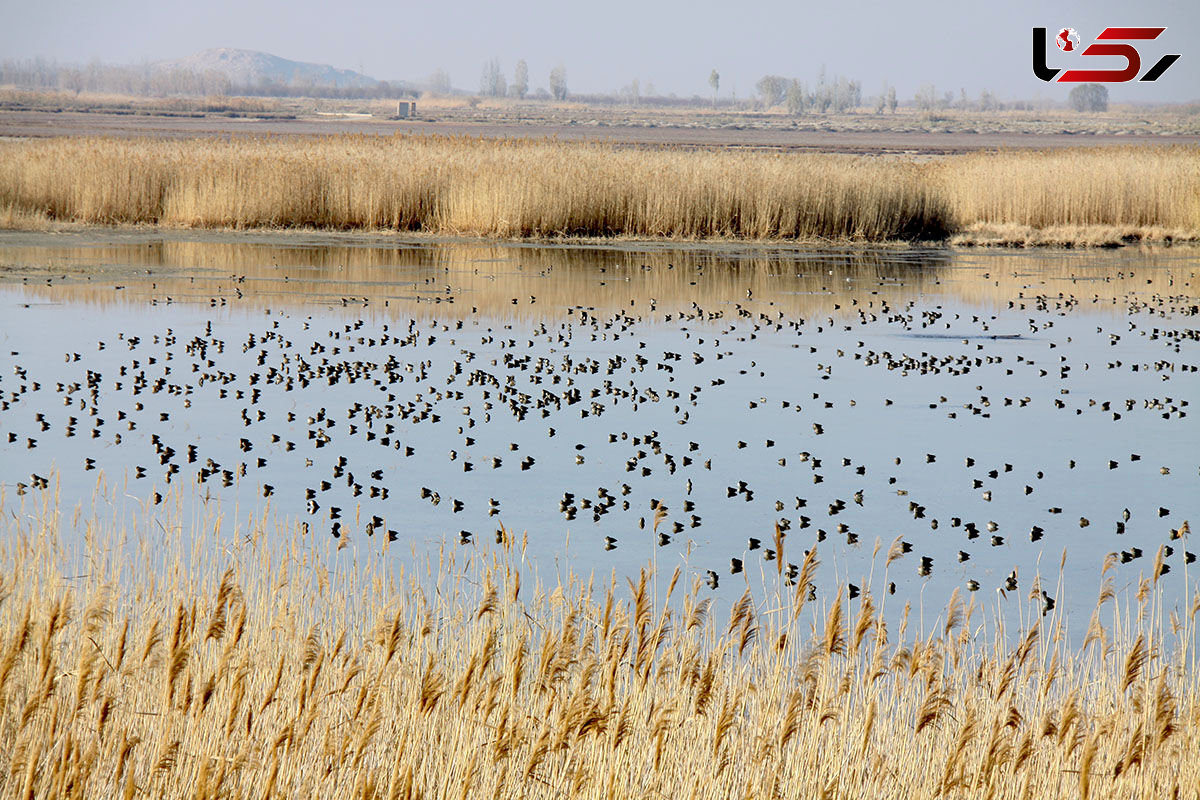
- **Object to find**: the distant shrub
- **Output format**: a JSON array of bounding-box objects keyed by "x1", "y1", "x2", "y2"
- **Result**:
[{"x1": 1069, "y1": 83, "x2": 1109, "y2": 112}]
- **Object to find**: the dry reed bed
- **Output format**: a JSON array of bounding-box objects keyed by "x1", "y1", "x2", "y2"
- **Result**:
[
  {"x1": 936, "y1": 147, "x2": 1200, "y2": 246},
  {"x1": 2, "y1": 136, "x2": 1196, "y2": 243},
  {"x1": 0, "y1": 136, "x2": 946, "y2": 240},
  {"x1": 0, "y1": 485, "x2": 1197, "y2": 800}
]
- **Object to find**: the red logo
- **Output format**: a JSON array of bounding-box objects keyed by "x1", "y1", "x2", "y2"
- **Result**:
[
  {"x1": 1056, "y1": 28, "x2": 1080, "y2": 52},
  {"x1": 1034, "y1": 27, "x2": 1180, "y2": 82}
]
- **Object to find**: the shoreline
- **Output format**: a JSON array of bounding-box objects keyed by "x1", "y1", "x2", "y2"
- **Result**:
[{"x1": 1, "y1": 220, "x2": 1196, "y2": 250}]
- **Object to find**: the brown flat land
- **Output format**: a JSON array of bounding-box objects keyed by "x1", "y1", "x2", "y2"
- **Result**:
[{"x1": 1, "y1": 108, "x2": 1196, "y2": 155}]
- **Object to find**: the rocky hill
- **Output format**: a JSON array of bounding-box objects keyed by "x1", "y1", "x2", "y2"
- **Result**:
[{"x1": 156, "y1": 48, "x2": 379, "y2": 89}]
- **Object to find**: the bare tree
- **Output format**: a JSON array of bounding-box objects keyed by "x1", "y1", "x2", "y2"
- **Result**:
[
  {"x1": 886, "y1": 85, "x2": 897, "y2": 113},
  {"x1": 61, "y1": 68, "x2": 84, "y2": 95},
  {"x1": 829, "y1": 76, "x2": 861, "y2": 112},
  {"x1": 1068, "y1": 83, "x2": 1108, "y2": 112},
  {"x1": 480, "y1": 57, "x2": 506, "y2": 97},
  {"x1": 620, "y1": 78, "x2": 641, "y2": 105},
  {"x1": 512, "y1": 59, "x2": 528, "y2": 99},
  {"x1": 812, "y1": 66, "x2": 831, "y2": 112},
  {"x1": 428, "y1": 69, "x2": 451, "y2": 95},
  {"x1": 785, "y1": 80, "x2": 806, "y2": 115},
  {"x1": 914, "y1": 83, "x2": 937, "y2": 111},
  {"x1": 708, "y1": 69, "x2": 719, "y2": 107},
  {"x1": 549, "y1": 65, "x2": 568, "y2": 101},
  {"x1": 755, "y1": 75, "x2": 786, "y2": 109}
]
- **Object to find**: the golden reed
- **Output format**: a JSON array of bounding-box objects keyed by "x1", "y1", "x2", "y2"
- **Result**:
[
  {"x1": 1, "y1": 136, "x2": 1196, "y2": 244},
  {"x1": 0, "y1": 482, "x2": 1195, "y2": 799}
]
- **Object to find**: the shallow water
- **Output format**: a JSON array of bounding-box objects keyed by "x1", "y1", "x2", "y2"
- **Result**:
[{"x1": 0, "y1": 231, "x2": 1197, "y2": 630}]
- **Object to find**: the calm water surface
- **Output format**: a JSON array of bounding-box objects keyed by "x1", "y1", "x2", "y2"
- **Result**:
[{"x1": 1, "y1": 231, "x2": 1196, "y2": 630}]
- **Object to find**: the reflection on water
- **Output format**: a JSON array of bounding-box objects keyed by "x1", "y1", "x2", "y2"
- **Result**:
[
  {"x1": 0, "y1": 231, "x2": 1196, "y2": 631},
  {"x1": 3, "y1": 233, "x2": 960, "y2": 316}
]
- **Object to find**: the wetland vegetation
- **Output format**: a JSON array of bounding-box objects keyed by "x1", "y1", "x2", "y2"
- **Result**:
[
  {"x1": 0, "y1": 487, "x2": 1197, "y2": 799},
  {"x1": 1, "y1": 137, "x2": 1197, "y2": 245}
]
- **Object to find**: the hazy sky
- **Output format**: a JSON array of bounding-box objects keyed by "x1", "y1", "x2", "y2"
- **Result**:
[{"x1": 2, "y1": 0, "x2": 1196, "y2": 102}]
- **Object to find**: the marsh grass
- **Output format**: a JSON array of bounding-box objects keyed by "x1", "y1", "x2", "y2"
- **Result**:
[
  {"x1": 937, "y1": 147, "x2": 1200, "y2": 246},
  {"x1": 0, "y1": 481, "x2": 1196, "y2": 799},
  {"x1": 2, "y1": 136, "x2": 1195, "y2": 244}
]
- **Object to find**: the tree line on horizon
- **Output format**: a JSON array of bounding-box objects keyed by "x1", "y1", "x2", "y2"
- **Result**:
[
  {"x1": 0, "y1": 58, "x2": 416, "y2": 100},
  {"x1": 0, "y1": 56, "x2": 1118, "y2": 113},
  {"x1": 455, "y1": 58, "x2": 1089, "y2": 114}
]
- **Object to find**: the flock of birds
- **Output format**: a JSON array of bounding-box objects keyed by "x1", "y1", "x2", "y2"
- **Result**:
[{"x1": 1, "y1": 250, "x2": 1197, "y2": 617}]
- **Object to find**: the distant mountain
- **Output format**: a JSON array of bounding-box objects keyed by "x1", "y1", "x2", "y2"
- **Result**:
[{"x1": 156, "y1": 48, "x2": 379, "y2": 89}]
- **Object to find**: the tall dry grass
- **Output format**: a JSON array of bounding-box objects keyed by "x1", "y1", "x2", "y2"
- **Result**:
[
  {"x1": 0, "y1": 482, "x2": 1196, "y2": 799},
  {"x1": 1, "y1": 136, "x2": 1196, "y2": 243},
  {"x1": 936, "y1": 146, "x2": 1200, "y2": 246},
  {"x1": 1, "y1": 135, "x2": 938, "y2": 238},
  {"x1": 22, "y1": 135, "x2": 1199, "y2": 242}
]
